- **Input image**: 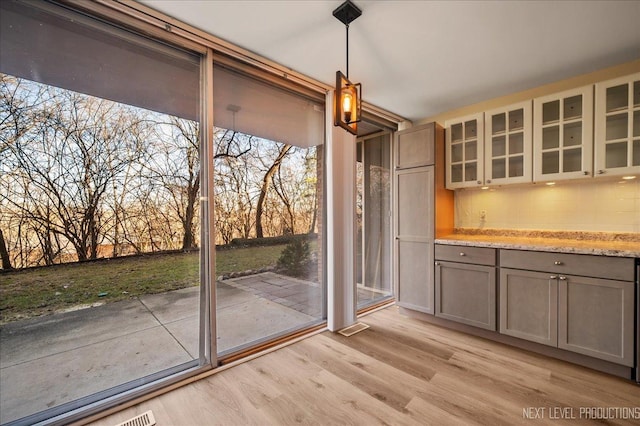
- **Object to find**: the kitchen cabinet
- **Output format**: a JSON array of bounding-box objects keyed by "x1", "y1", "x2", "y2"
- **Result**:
[
  {"x1": 533, "y1": 86, "x2": 593, "y2": 182},
  {"x1": 395, "y1": 123, "x2": 452, "y2": 314},
  {"x1": 500, "y1": 249, "x2": 635, "y2": 366},
  {"x1": 484, "y1": 101, "x2": 532, "y2": 185},
  {"x1": 435, "y1": 244, "x2": 496, "y2": 330},
  {"x1": 445, "y1": 113, "x2": 484, "y2": 189},
  {"x1": 594, "y1": 72, "x2": 640, "y2": 177}
]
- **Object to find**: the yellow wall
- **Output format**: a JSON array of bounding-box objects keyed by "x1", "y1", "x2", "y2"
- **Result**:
[{"x1": 418, "y1": 59, "x2": 640, "y2": 233}]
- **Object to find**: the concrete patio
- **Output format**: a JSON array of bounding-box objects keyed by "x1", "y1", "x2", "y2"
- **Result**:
[{"x1": 0, "y1": 272, "x2": 325, "y2": 424}]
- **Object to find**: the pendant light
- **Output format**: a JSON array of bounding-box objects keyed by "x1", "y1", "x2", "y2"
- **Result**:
[{"x1": 333, "y1": 0, "x2": 362, "y2": 135}]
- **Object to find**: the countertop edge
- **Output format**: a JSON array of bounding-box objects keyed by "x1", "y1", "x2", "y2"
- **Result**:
[{"x1": 434, "y1": 238, "x2": 640, "y2": 258}]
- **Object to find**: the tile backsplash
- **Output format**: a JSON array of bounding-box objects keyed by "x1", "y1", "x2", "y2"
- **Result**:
[{"x1": 455, "y1": 178, "x2": 640, "y2": 232}]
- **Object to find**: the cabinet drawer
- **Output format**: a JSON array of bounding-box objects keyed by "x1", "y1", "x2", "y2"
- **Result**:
[
  {"x1": 500, "y1": 250, "x2": 634, "y2": 281},
  {"x1": 435, "y1": 244, "x2": 496, "y2": 266}
]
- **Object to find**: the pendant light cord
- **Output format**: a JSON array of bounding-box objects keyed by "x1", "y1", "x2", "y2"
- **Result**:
[{"x1": 345, "y1": 23, "x2": 350, "y2": 79}]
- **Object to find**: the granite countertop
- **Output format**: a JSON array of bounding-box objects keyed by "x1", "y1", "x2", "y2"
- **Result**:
[{"x1": 435, "y1": 229, "x2": 640, "y2": 258}]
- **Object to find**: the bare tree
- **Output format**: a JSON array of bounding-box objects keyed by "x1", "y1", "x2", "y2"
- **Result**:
[
  {"x1": 2, "y1": 83, "x2": 145, "y2": 262},
  {"x1": 255, "y1": 144, "x2": 292, "y2": 238},
  {"x1": 0, "y1": 228, "x2": 12, "y2": 270}
]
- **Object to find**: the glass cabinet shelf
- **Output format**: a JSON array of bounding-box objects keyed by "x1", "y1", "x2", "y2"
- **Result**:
[
  {"x1": 445, "y1": 113, "x2": 484, "y2": 189},
  {"x1": 595, "y1": 72, "x2": 640, "y2": 176},
  {"x1": 533, "y1": 86, "x2": 593, "y2": 182},
  {"x1": 484, "y1": 101, "x2": 532, "y2": 185}
]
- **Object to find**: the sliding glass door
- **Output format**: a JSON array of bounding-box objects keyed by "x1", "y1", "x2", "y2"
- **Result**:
[
  {"x1": 0, "y1": 2, "x2": 329, "y2": 423},
  {"x1": 0, "y1": 1, "x2": 206, "y2": 424},
  {"x1": 356, "y1": 132, "x2": 393, "y2": 308},
  {"x1": 212, "y1": 64, "x2": 326, "y2": 357}
]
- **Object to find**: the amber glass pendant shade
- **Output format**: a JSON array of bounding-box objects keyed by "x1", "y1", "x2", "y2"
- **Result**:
[{"x1": 334, "y1": 70, "x2": 361, "y2": 135}]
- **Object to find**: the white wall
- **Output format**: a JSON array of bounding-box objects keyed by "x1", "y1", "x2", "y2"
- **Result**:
[{"x1": 455, "y1": 178, "x2": 640, "y2": 232}]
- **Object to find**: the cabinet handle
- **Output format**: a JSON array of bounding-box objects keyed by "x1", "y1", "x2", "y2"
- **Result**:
[
  {"x1": 559, "y1": 276, "x2": 567, "y2": 281},
  {"x1": 554, "y1": 261, "x2": 563, "y2": 265},
  {"x1": 598, "y1": 170, "x2": 605, "y2": 174},
  {"x1": 486, "y1": 179, "x2": 492, "y2": 184},
  {"x1": 477, "y1": 180, "x2": 482, "y2": 184},
  {"x1": 459, "y1": 252, "x2": 466, "y2": 256},
  {"x1": 435, "y1": 261, "x2": 440, "y2": 266},
  {"x1": 550, "y1": 275, "x2": 558, "y2": 279},
  {"x1": 583, "y1": 171, "x2": 589, "y2": 175}
]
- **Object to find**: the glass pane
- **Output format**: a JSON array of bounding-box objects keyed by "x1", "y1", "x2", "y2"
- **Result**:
[
  {"x1": 634, "y1": 81, "x2": 640, "y2": 107},
  {"x1": 0, "y1": 2, "x2": 202, "y2": 422},
  {"x1": 213, "y1": 65, "x2": 325, "y2": 357},
  {"x1": 451, "y1": 143, "x2": 463, "y2": 163},
  {"x1": 633, "y1": 110, "x2": 640, "y2": 137},
  {"x1": 357, "y1": 134, "x2": 392, "y2": 308},
  {"x1": 543, "y1": 126, "x2": 559, "y2": 149},
  {"x1": 451, "y1": 164, "x2": 463, "y2": 183},
  {"x1": 563, "y1": 148, "x2": 582, "y2": 172},
  {"x1": 464, "y1": 162, "x2": 477, "y2": 182},
  {"x1": 542, "y1": 151, "x2": 559, "y2": 174},
  {"x1": 563, "y1": 122, "x2": 582, "y2": 147},
  {"x1": 492, "y1": 113, "x2": 506, "y2": 134},
  {"x1": 605, "y1": 142, "x2": 628, "y2": 168},
  {"x1": 492, "y1": 158, "x2": 506, "y2": 179},
  {"x1": 508, "y1": 155, "x2": 524, "y2": 177},
  {"x1": 464, "y1": 120, "x2": 477, "y2": 139},
  {"x1": 543, "y1": 100, "x2": 560, "y2": 124},
  {"x1": 563, "y1": 95, "x2": 582, "y2": 120},
  {"x1": 451, "y1": 123, "x2": 463, "y2": 142},
  {"x1": 606, "y1": 84, "x2": 628, "y2": 112},
  {"x1": 606, "y1": 113, "x2": 628, "y2": 140},
  {"x1": 509, "y1": 109, "x2": 524, "y2": 131},
  {"x1": 492, "y1": 136, "x2": 506, "y2": 157},
  {"x1": 509, "y1": 133, "x2": 524, "y2": 154},
  {"x1": 633, "y1": 139, "x2": 640, "y2": 166},
  {"x1": 465, "y1": 140, "x2": 477, "y2": 161}
]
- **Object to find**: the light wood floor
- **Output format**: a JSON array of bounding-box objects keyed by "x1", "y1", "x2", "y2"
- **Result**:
[{"x1": 89, "y1": 306, "x2": 640, "y2": 425}]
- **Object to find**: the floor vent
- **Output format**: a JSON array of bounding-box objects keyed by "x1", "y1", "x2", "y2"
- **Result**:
[
  {"x1": 338, "y1": 322, "x2": 370, "y2": 337},
  {"x1": 115, "y1": 410, "x2": 156, "y2": 426}
]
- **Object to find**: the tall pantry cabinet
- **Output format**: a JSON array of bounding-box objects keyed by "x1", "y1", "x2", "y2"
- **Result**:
[{"x1": 394, "y1": 123, "x2": 453, "y2": 314}]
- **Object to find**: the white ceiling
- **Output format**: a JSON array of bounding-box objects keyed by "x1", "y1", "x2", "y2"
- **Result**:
[{"x1": 142, "y1": 0, "x2": 640, "y2": 123}]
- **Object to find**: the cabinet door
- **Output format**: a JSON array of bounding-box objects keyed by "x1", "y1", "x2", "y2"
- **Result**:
[
  {"x1": 395, "y1": 166, "x2": 434, "y2": 313},
  {"x1": 445, "y1": 113, "x2": 484, "y2": 189},
  {"x1": 594, "y1": 72, "x2": 640, "y2": 177},
  {"x1": 558, "y1": 275, "x2": 634, "y2": 366},
  {"x1": 533, "y1": 86, "x2": 593, "y2": 182},
  {"x1": 484, "y1": 101, "x2": 532, "y2": 185},
  {"x1": 499, "y1": 268, "x2": 558, "y2": 347},
  {"x1": 395, "y1": 123, "x2": 435, "y2": 169},
  {"x1": 435, "y1": 261, "x2": 496, "y2": 330}
]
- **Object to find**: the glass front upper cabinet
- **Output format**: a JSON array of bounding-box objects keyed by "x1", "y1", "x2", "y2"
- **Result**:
[
  {"x1": 445, "y1": 113, "x2": 484, "y2": 189},
  {"x1": 594, "y1": 72, "x2": 640, "y2": 177},
  {"x1": 484, "y1": 101, "x2": 532, "y2": 185},
  {"x1": 533, "y1": 86, "x2": 593, "y2": 182}
]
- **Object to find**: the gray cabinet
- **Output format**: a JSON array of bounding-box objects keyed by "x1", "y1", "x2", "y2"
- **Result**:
[
  {"x1": 500, "y1": 249, "x2": 635, "y2": 366},
  {"x1": 435, "y1": 245, "x2": 496, "y2": 330},
  {"x1": 395, "y1": 123, "x2": 435, "y2": 168},
  {"x1": 394, "y1": 124, "x2": 438, "y2": 314},
  {"x1": 500, "y1": 268, "x2": 558, "y2": 346},
  {"x1": 558, "y1": 275, "x2": 634, "y2": 366},
  {"x1": 395, "y1": 165, "x2": 434, "y2": 313}
]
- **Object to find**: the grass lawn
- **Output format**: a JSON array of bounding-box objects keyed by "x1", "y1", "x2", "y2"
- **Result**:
[{"x1": 0, "y1": 244, "x2": 287, "y2": 324}]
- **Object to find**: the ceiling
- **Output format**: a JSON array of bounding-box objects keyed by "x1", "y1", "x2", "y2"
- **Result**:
[{"x1": 141, "y1": 0, "x2": 640, "y2": 124}]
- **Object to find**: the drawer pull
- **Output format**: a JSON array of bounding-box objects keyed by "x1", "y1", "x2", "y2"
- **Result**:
[
  {"x1": 559, "y1": 276, "x2": 567, "y2": 281},
  {"x1": 459, "y1": 252, "x2": 466, "y2": 256},
  {"x1": 550, "y1": 275, "x2": 557, "y2": 279},
  {"x1": 435, "y1": 261, "x2": 440, "y2": 266},
  {"x1": 554, "y1": 261, "x2": 563, "y2": 265}
]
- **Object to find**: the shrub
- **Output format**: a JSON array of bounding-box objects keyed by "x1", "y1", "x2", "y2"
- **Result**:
[{"x1": 277, "y1": 239, "x2": 310, "y2": 277}]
